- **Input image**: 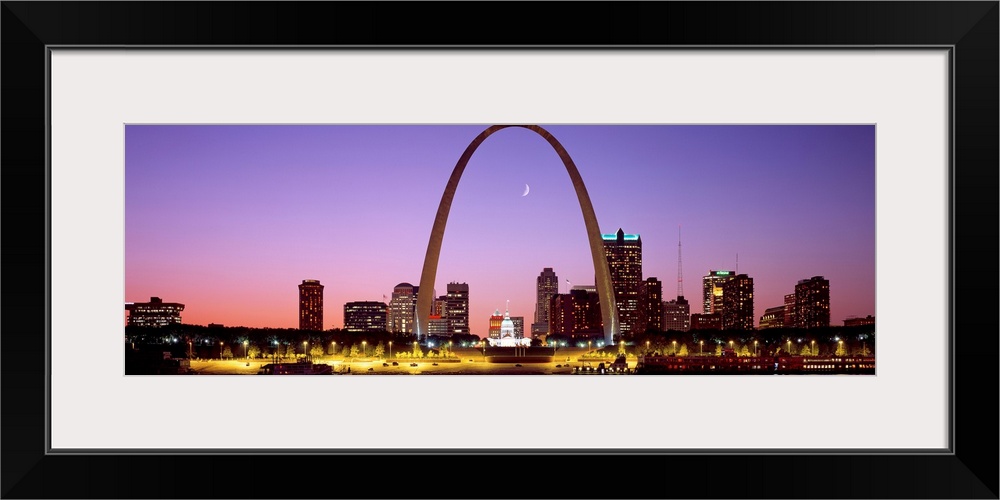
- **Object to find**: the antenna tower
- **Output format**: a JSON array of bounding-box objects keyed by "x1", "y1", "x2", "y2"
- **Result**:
[{"x1": 677, "y1": 225, "x2": 684, "y2": 298}]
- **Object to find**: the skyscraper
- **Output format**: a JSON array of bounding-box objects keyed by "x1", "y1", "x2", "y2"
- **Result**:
[
  {"x1": 444, "y1": 282, "x2": 470, "y2": 335},
  {"x1": 298, "y1": 279, "x2": 324, "y2": 331},
  {"x1": 387, "y1": 282, "x2": 419, "y2": 334},
  {"x1": 721, "y1": 274, "x2": 754, "y2": 330},
  {"x1": 641, "y1": 277, "x2": 663, "y2": 332},
  {"x1": 531, "y1": 267, "x2": 559, "y2": 335},
  {"x1": 784, "y1": 293, "x2": 797, "y2": 329},
  {"x1": 602, "y1": 228, "x2": 642, "y2": 335},
  {"x1": 702, "y1": 270, "x2": 735, "y2": 314},
  {"x1": 795, "y1": 276, "x2": 830, "y2": 328}
]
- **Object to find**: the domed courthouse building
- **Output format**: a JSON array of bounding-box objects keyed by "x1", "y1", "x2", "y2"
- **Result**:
[{"x1": 487, "y1": 304, "x2": 531, "y2": 347}]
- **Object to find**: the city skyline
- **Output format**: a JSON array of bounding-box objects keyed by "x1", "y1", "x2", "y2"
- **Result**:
[{"x1": 125, "y1": 124, "x2": 876, "y2": 333}]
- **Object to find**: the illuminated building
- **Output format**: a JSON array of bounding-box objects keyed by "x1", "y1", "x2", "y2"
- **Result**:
[
  {"x1": 486, "y1": 304, "x2": 531, "y2": 347},
  {"x1": 602, "y1": 228, "x2": 643, "y2": 335},
  {"x1": 427, "y1": 314, "x2": 449, "y2": 336},
  {"x1": 531, "y1": 267, "x2": 559, "y2": 335},
  {"x1": 641, "y1": 277, "x2": 663, "y2": 332},
  {"x1": 298, "y1": 279, "x2": 324, "y2": 331},
  {"x1": 511, "y1": 317, "x2": 525, "y2": 339},
  {"x1": 690, "y1": 313, "x2": 722, "y2": 330},
  {"x1": 488, "y1": 309, "x2": 504, "y2": 339},
  {"x1": 125, "y1": 297, "x2": 184, "y2": 327},
  {"x1": 702, "y1": 270, "x2": 735, "y2": 314},
  {"x1": 795, "y1": 276, "x2": 830, "y2": 328},
  {"x1": 784, "y1": 293, "x2": 797, "y2": 329},
  {"x1": 387, "y1": 283, "x2": 419, "y2": 333},
  {"x1": 662, "y1": 296, "x2": 690, "y2": 332},
  {"x1": 759, "y1": 305, "x2": 786, "y2": 329},
  {"x1": 843, "y1": 315, "x2": 875, "y2": 327},
  {"x1": 343, "y1": 301, "x2": 387, "y2": 332},
  {"x1": 721, "y1": 274, "x2": 754, "y2": 330},
  {"x1": 444, "y1": 282, "x2": 470, "y2": 336},
  {"x1": 548, "y1": 287, "x2": 602, "y2": 338}
]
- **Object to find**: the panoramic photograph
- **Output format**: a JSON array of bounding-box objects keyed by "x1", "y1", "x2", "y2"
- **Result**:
[{"x1": 124, "y1": 124, "x2": 876, "y2": 375}]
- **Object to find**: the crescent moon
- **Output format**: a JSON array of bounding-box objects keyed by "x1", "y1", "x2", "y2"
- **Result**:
[{"x1": 522, "y1": 184, "x2": 530, "y2": 197}]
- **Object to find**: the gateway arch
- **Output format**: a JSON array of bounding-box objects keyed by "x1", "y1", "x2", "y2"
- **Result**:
[{"x1": 415, "y1": 125, "x2": 618, "y2": 346}]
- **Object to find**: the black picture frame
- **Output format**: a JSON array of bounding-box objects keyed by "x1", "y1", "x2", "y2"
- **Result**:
[{"x1": 2, "y1": 2, "x2": 997, "y2": 499}]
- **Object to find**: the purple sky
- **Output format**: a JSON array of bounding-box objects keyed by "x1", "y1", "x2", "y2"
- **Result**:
[{"x1": 125, "y1": 125, "x2": 876, "y2": 332}]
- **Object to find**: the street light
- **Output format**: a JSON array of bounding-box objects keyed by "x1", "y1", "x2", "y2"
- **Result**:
[
  {"x1": 729, "y1": 340, "x2": 733, "y2": 352},
  {"x1": 646, "y1": 340, "x2": 650, "y2": 354},
  {"x1": 362, "y1": 340, "x2": 367, "y2": 357},
  {"x1": 220, "y1": 341, "x2": 224, "y2": 360},
  {"x1": 303, "y1": 341, "x2": 308, "y2": 360},
  {"x1": 244, "y1": 340, "x2": 249, "y2": 359},
  {"x1": 699, "y1": 340, "x2": 703, "y2": 355},
  {"x1": 188, "y1": 341, "x2": 192, "y2": 359},
  {"x1": 754, "y1": 340, "x2": 758, "y2": 356},
  {"x1": 331, "y1": 340, "x2": 336, "y2": 358},
  {"x1": 389, "y1": 340, "x2": 392, "y2": 360},
  {"x1": 672, "y1": 340, "x2": 677, "y2": 355},
  {"x1": 811, "y1": 340, "x2": 815, "y2": 356}
]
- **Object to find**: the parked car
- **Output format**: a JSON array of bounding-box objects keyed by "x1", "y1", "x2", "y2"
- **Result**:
[
  {"x1": 382, "y1": 363, "x2": 389, "y2": 367},
  {"x1": 392, "y1": 361, "x2": 399, "y2": 366},
  {"x1": 410, "y1": 363, "x2": 418, "y2": 367}
]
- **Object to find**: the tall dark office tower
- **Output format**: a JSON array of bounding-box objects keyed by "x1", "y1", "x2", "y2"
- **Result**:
[
  {"x1": 721, "y1": 274, "x2": 754, "y2": 330},
  {"x1": 784, "y1": 293, "x2": 797, "y2": 329},
  {"x1": 531, "y1": 267, "x2": 559, "y2": 336},
  {"x1": 343, "y1": 301, "x2": 388, "y2": 332},
  {"x1": 702, "y1": 270, "x2": 736, "y2": 314},
  {"x1": 298, "y1": 279, "x2": 324, "y2": 331},
  {"x1": 602, "y1": 228, "x2": 643, "y2": 335},
  {"x1": 795, "y1": 276, "x2": 830, "y2": 328},
  {"x1": 387, "y1": 282, "x2": 419, "y2": 334},
  {"x1": 641, "y1": 277, "x2": 663, "y2": 332},
  {"x1": 444, "y1": 282, "x2": 470, "y2": 335}
]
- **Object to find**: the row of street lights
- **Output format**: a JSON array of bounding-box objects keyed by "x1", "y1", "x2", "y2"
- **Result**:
[
  {"x1": 210, "y1": 337, "x2": 850, "y2": 361},
  {"x1": 627, "y1": 337, "x2": 848, "y2": 357}
]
